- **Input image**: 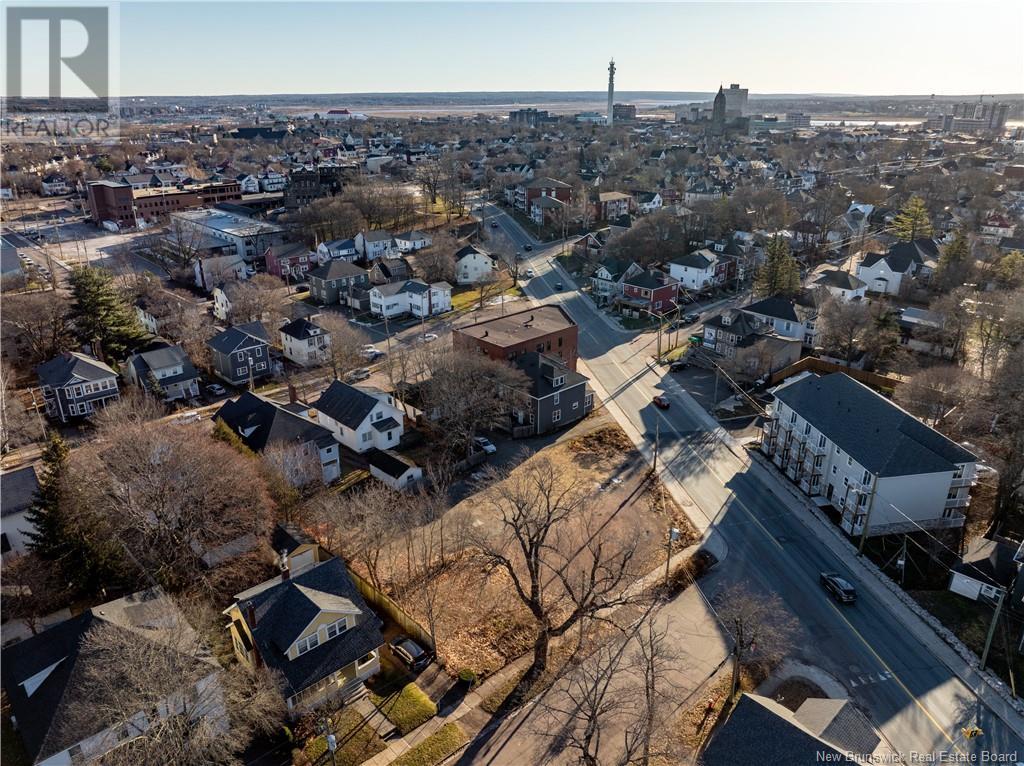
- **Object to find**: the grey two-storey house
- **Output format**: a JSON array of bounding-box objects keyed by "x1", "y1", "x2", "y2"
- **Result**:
[
  {"x1": 36, "y1": 351, "x2": 120, "y2": 423},
  {"x1": 307, "y1": 260, "x2": 369, "y2": 306},
  {"x1": 511, "y1": 352, "x2": 594, "y2": 436},
  {"x1": 207, "y1": 322, "x2": 272, "y2": 387}
]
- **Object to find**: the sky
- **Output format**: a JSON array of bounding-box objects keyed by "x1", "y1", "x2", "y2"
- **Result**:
[{"x1": 118, "y1": 1, "x2": 1024, "y2": 97}]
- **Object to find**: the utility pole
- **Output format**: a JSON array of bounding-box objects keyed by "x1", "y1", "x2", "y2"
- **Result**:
[
  {"x1": 653, "y1": 419, "x2": 660, "y2": 473},
  {"x1": 980, "y1": 589, "x2": 1006, "y2": 671},
  {"x1": 664, "y1": 526, "x2": 680, "y2": 586}
]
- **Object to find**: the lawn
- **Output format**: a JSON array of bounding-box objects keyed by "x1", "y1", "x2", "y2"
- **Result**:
[
  {"x1": 300, "y1": 708, "x2": 387, "y2": 766},
  {"x1": 390, "y1": 723, "x2": 468, "y2": 766},
  {"x1": 369, "y1": 682, "x2": 437, "y2": 735},
  {"x1": 450, "y1": 278, "x2": 521, "y2": 313},
  {"x1": 620, "y1": 315, "x2": 659, "y2": 330}
]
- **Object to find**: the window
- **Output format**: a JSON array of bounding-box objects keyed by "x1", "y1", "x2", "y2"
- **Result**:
[
  {"x1": 953, "y1": 465, "x2": 965, "y2": 479},
  {"x1": 1, "y1": 533, "x2": 10, "y2": 554},
  {"x1": 73, "y1": 385, "x2": 83, "y2": 397},
  {"x1": 572, "y1": 401, "x2": 579, "y2": 410},
  {"x1": 831, "y1": 465, "x2": 837, "y2": 475},
  {"x1": 857, "y1": 492, "x2": 868, "y2": 507},
  {"x1": 325, "y1": 618, "x2": 349, "y2": 639},
  {"x1": 296, "y1": 633, "x2": 320, "y2": 655},
  {"x1": 814, "y1": 455, "x2": 823, "y2": 468},
  {"x1": 847, "y1": 457, "x2": 853, "y2": 467},
  {"x1": 790, "y1": 411, "x2": 797, "y2": 424},
  {"x1": 236, "y1": 351, "x2": 245, "y2": 361},
  {"x1": 835, "y1": 446, "x2": 841, "y2": 455},
  {"x1": 362, "y1": 431, "x2": 372, "y2": 443},
  {"x1": 553, "y1": 393, "x2": 560, "y2": 405},
  {"x1": 358, "y1": 651, "x2": 376, "y2": 667},
  {"x1": 862, "y1": 470, "x2": 871, "y2": 485},
  {"x1": 804, "y1": 423, "x2": 811, "y2": 435},
  {"x1": 255, "y1": 362, "x2": 267, "y2": 371},
  {"x1": 237, "y1": 366, "x2": 248, "y2": 376},
  {"x1": 818, "y1": 434, "x2": 826, "y2": 448},
  {"x1": 947, "y1": 488, "x2": 959, "y2": 501}
]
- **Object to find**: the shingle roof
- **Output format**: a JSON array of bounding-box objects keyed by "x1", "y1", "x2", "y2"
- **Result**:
[
  {"x1": 315, "y1": 381, "x2": 381, "y2": 429},
  {"x1": 279, "y1": 317, "x2": 325, "y2": 341},
  {"x1": 309, "y1": 259, "x2": 366, "y2": 281},
  {"x1": 126, "y1": 343, "x2": 197, "y2": 390},
  {"x1": 670, "y1": 251, "x2": 715, "y2": 270},
  {"x1": 207, "y1": 321, "x2": 270, "y2": 355},
  {"x1": 514, "y1": 352, "x2": 589, "y2": 399},
  {"x1": 366, "y1": 448, "x2": 417, "y2": 479},
  {"x1": 523, "y1": 176, "x2": 570, "y2": 189},
  {"x1": 216, "y1": 392, "x2": 335, "y2": 452},
  {"x1": 742, "y1": 295, "x2": 800, "y2": 323},
  {"x1": 362, "y1": 230, "x2": 394, "y2": 242},
  {"x1": 793, "y1": 698, "x2": 880, "y2": 756},
  {"x1": 774, "y1": 373, "x2": 976, "y2": 478},
  {"x1": 953, "y1": 537, "x2": 1020, "y2": 588},
  {"x1": 814, "y1": 270, "x2": 866, "y2": 291},
  {"x1": 236, "y1": 557, "x2": 383, "y2": 697},
  {"x1": 1, "y1": 465, "x2": 39, "y2": 518},
  {"x1": 36, "y1": 352, "x2": 116, "y2": 388}
]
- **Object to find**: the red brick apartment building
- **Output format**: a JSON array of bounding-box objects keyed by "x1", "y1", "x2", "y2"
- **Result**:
[
  {"x1": 453, "y1": 304, "x2": 579, "y2": 371},
  {"x1": 87, "y1": 180, "x2": 242, "y2": 229}
]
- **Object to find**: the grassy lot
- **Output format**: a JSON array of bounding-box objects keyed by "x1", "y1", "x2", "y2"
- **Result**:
[
  {"x1": 620, "y1": 315, "x2": 659, "y2": 330},
  {"x1": 450, "y1": 277, "x2": 522, "y2": 313},
  {"x1": 369, "y1": 682, "x2": 437, "y2": 735},
  {"x1": 555, "y1": 252, "x2": 588, "y2": 276},
  {"x1": 391, "y1": 723, "x2": 468, "y2": 766},
  {"x1": 300, "y1": 708, "x2": 387, "y2": 766},
  {"x1": 1, "y1": 718, "x2": 30, "y2": 766},
  {"x1": 911, "y1": 590, "x2": 1024, "y2": 690}
]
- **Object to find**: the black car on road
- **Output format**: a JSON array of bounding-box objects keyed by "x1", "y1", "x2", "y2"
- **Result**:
[{"x1": 820, "y1": 572, "x2": 856, "y2": 603}]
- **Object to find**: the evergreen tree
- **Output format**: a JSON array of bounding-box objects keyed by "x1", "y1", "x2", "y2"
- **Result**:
[
  {"x1": 24, "y1": 433, "x2": 71, "y2": 562},
  {"x1": 146, "y1": 370, "x2": 167, "y2": 400},
  {"x1": 995, "y1": 250, "x2": 1024, "y2": 290},
  {"x1": 934, "y1": 230, "x2": 973, "y2": 291},
  {"x1": 754, "y1": 237, "x2": 801, "y2": 298},
  {"x1": 892, "y1": 196, "x2": 933, "y2": 242},
  {"x1": 68, "y1": 266, "x2": 147, "y2": 361}
]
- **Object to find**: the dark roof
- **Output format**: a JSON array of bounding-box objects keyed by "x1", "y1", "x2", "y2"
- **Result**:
[
  {"x1": 309, "y1": 259, "x2": 366, "y2": 281},
  {"x1": 271, "y1": 523, "x2": 316, "y2": 556},
  {"x1": 36, "y1": 352, "x2": 116, "y2": 388},
  {"x1": 774, "y1": 373, "x2": 976, "y2": 477},
  {"x1": 279, "y1": 317, "x2": 325, "y2": 341},
  {"x1": 1, "y1": 466, "x2": 39, "y2": 518},
  {"x1": 1, "y1": 589, "x2": 214, "y2": 763},
  {"x1": 127, "y1": 343, "x2": 197, "y2": 388},
  {"x1": 236, "y1": 557, "x2": 383, "y2": 697},
  {"x1": 793, "y1": 698, "x2": 881, "y2": 756},
  {"x1": 523, "y1": 176, "x2": 570, "y2": 189},
  {"x1": 704, "y1": 309, "x2": 762, "y2": 339},
  {"x1": 742, "y1": 296, "x2": 799, "y2": 323},
  {"x1": 670, "y1": 251, "x2": 714, "y2": 270},
  {"x1": 701, "y1": 694, "x2": 856, "y2": 765},
  {"x1": 623, "y1": 269, "x2": 671, "y2": 290},
  {"x1": 594, "y1": 257, "x2": 633, "y2": 280},
  {"x1": 207, "y1": 321, "x2": 270, "y2": 354},
  {"x1": 370, "y1": 416, "x2": 400, "y2": 433},
  {"x1": 366, "y1": 448, "x2": 417, "y2": 479},
  {"x1": 315, "y1": 381, "x2": 382, "y2": 429},
  {"x1": 455, "y1": 244, "x2": 488, "y2": 260},
  {"x1": 456, "y1": 305, "x2": 576, "y2": 347},
  {"x1": 953, "y1": 537, "x2": 1020, "y2": 589},
  {"x1": 814, "y1": 270, "x2": 867, "y2": 291},
  {"x1": 514, "y1": 352, "x2": 589, "y2": 399},
  {"x1": 216, "y1": 391, "x2": 335, "y2": 452}
]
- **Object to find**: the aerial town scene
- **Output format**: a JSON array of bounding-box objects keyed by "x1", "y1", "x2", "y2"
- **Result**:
[{"x1": 1, "y1": 1, "x2": 1023, "y2": 764}]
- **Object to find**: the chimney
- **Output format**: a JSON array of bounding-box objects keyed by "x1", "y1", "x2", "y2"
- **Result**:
[
  {"x1": 245, "y1": 600, "x2": 256, "y2": 627},
  {"x1": 483, "y1": 330, "x2": 488, "y2": 337},
  {"x1": 280, "y1": 549, "x2": 290, "y2": 581},
  {"x1": 287, "y1": 383, "x2": 297, "y2": 404}
]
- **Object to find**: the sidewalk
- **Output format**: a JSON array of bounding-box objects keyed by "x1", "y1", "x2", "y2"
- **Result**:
[{"x1": 746, "y1": 448, "x2": 1024, "y2": 739}]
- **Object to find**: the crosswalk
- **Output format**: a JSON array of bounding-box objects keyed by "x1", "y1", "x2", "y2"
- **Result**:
[{"x1": 849, "y1": 670, "x2": 894, "y2": 688}]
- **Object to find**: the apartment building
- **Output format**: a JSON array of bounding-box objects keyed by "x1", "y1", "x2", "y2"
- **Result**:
[{"x1": 761, "y1": 373, "x2": 977, "y2": 539}]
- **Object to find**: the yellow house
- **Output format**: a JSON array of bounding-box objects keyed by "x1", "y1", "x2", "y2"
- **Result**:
[{"x1": 224, "y1": 555, "x2": 384, "y2": 712}]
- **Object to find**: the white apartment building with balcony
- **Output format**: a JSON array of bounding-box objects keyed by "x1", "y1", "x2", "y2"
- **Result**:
[{"x1": 761, "y1": 372, "x2": 977, "y2": 539}]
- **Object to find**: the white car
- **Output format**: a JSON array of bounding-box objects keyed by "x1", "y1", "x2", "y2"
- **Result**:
[
  {"x1": 421, "y1": 333, "x2": 439, "y2": 343},
  {"x1": 176, "y1": 411, "x2": 201, "y2": 425},
  {"x1": 525, "y1": 268, "x2": 535, "y2": 278},
  {"x1": 473, "y1": 436, "x2": 497, "y2": 454},
  {"x1": 359, "y1": 344, "x2": 380, "y2": 359}
]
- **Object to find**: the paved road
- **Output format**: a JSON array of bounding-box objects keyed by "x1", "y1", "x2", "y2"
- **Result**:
[{"x1": 469, "y1": 204, "x2": 1024, "y2": 763}]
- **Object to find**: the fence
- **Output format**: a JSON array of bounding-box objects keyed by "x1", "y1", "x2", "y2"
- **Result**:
[
  {"x1": 346, "y1": 566, "x2": 435, "y2": 652},
  {"x1": 768, "y1": 356, "x2": 907, "y2": 392}
]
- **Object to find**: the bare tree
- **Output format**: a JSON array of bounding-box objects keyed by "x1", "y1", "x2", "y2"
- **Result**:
[
  {"x1": 0, "y1": 290, "x2": 73, "y2": 369},
  {"x1": 227, "y1": 274, "x2": 286, "y2": 329},
  {"x1": 474, "y1": 457, "x2": 641, "y2": 698},
  {"x1": 314, "y1": 312, "x2": 369, "y2": 380},
  {"x1": 894, "y1": 364, "x2": 979, "y2": 427},
  {"x1": 262, "y1": 441, "x2": 323, "y2": 490},
  {"x1": 416, "y1": 231, "x2": 458, "y2": 284},
  {"x1": 714, "y1": 584, "x2": 796, "y2": 700},
  {"x1": 0, "y1": 361, "x2": 44, "y2": 452},
  {"x1": 63, "y1": 605, "x2": 284, "y2": 766},
  {"x1": 817, "y1": 297, "x2": 871, "y2": 364}
]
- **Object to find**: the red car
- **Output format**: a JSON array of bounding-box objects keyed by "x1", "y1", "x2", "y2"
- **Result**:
[{"x1": 652, "y1": 395, "x2": 670, "y2": 410}]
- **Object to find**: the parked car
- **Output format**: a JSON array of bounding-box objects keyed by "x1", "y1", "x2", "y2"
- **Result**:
[
  {"x1": 524, "y1": 244, "x2": 533, "y2": 251},
  {"x1": 473, "y1": 436, "x2": 497, "y2": 455},
  {"x1": 344, "y1": 368, "x2": 371, "y2": 383},
  {"x1": 176, "y1": 411, "x2": 201, "y2": 425},
  {"x1": 421, "y1": 333, "x2": 439, "y2": 343},
  {"x1": 819, "y1": 572, "x2": 856, "y2": 603},
  {"x1": 652, "y1": 395, "x2": 670, "y2": 410},
  {"x1": 525, "y1": 268, "x2": 535, "y2": 278},
  {"x1": 390, "y1": 635, "x2": 432, "y2": 671},
  {"x1": 683, "y1": 312, "x2": 700, "y2": 324},
  {"x1": 359, "y1": 344, "x2": 380, "y2": 359},
  {"x1": 554, "y1": 282, "x2": 563, "y2": 291},
  {"x1": 205, "y1": 383, "x2": 227, "y2": 396},
  {"x1": 669, "y1": 360, "x2": 689, "y2": 372},
  {"x1": 491, "y1": 221, "x2": 499, "y2": 228}
]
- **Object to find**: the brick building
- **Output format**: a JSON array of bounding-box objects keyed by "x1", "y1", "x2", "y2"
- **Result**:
[
  {"x1": 87, "y1": 180, "x2": 242, "y2": 229},
  {"x1": 453, "y1": 304, "x2": 579, "y2": 371}
]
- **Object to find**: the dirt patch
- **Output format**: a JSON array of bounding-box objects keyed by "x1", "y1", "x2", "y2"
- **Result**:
[
  {"x1": 567, "y1": 425, "x2": 634, "y2": 464},
  {"x1": 771, "y1": 677, "x2": 825, "y2": 711}
]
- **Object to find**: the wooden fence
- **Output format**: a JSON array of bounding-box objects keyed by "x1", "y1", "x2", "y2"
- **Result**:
[
  {"x1": 768, "y1": 356, "x2": 908, "y2": 392},
  {"x1": 346, "y1": 566, "x2": 435, "y2": 651}
]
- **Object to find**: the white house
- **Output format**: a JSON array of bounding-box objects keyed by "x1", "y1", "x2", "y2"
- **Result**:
[
  {"x1": 369, "y1": 279, "x2": 452, "y2": 319},
  {"x1": 355, "y1": 230, "x2": 396, "y2": 260},
  {"x1": 393, "y1": 230, "x2": 432, "y2": 253},
  {"x1": 1, "y1": 466, "x2": 39, "y2": 559},
  {"x1": 454, "y1": 245, "x2": 498, "y2": 285},
  {"x1": 195, "y1": 253, "x2": 248, "y2": 293},
  {"x1": 316, "y1": 238, "x2": 359, "y2": 263},
  {"x1": 813, "y1": 270, "x2": 867, "y2": 302},
  {"x1": 40, "y1": 174, "x2": 71, "y2": 196},
  {"x1": 633, "y1": 191, "x2": 663, "y2": 215},
  {"x1": 315, "y1": 381, "x2": 405, "y2": 453},
  {"x1": 258, "y1": 170, "x2": 287, "y2": 192},
  {"x1": 948, "y1": 537, "x2": 1020, "y2": 602},
  {"x1": 761, "y1": 372, "x2": 977, "y2": 539},
  {"x1": 279, "y1": 317, "x2": 331, "y2": 367},
  {"x1": 235, "y1": 174, "x2": 260, "y2": 194},
  {"x1": 667, "y1": 250, "x2": 718, "y2": 291}
]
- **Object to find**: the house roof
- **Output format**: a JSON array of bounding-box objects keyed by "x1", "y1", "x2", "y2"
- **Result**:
[
  {"x1": 366, "y1": 448, "x2": 417, "y2": 479},
  {"x1": 126, "y1": 343, "x2": 197, "y2": 388},
  {"x1": 370, "y1": 417, "x2": 400, "y2": 433},
  {"x1": 394, "y1": 230, "x2": 429, "y2": 241},
  {"x1": 623, "y1": 269, "x2": 672, "y2": 290},
  {"x1": 455, "y1": 244, "x2": 490, "y2": 260},
  {"x1": 670, "y1": 251, "x2": 715, "y2": 270},
  {"x1": 267, "y1": 242, "x2": 310, "y2": 261},
  {"x1": 953, "y1": 537, "x2": 1020, "y2": 589},
  {"x1": 814, "y1": 270, "x2": 867, "y2": 291},
  {"x1": 321, "y1": 238, "x2": 356, "y2": 252},
  {"x1": 216, "y1": 391, "x2": 336, "y2": 452},
  {"x1": 793, "y1": 698, "x2": 881, "y2": 756},
  {"x1": 271, "y1": 523, "x2": 316, "y2": 557},
  {"x1": 235, "y1": 557, "x2": 383, "y2": 697},
  {"x1": 309, "y1": 259, "x2": 366, "y2": 281},
  {"x1": 456, "y1": 305, "x2": 576, "y2": 348},
  {"x1": 514, "y1": 352, "x2": 589, "y2": 399},
  {"x1": 1, "y1": 588, "x2": 216, "y2": 763},
  {"x1": 598, "y1": 191, "x2": 632, "y2": 202},
  {"x1": 361, "y1": 230, "x2": 394, "y2": 243},
  {"x1": 595, "y1": 257, "x2": 635, "y2": 280},
  {"x1": 704, "y1": 309, "x2": 762, "y2": 338},
  {"x1": 207, "y1": 321, "x2": 270, "y2": 355},
  {"x1": 773, "y1": 373, "x2": 976, "y2": 478},
  {"x1": 523, "y1": 176, "x2": 570, "y2": 189},
  {"x1": 742, "y1": 295, "x2": 800, "y2": 323},
  {"x1": 316, "y1": 381, "x2": 384, "y2": 430},
  {"x1": 1, "y1": 466, "x2": 39, "y2": 518},
  {"x1": 701, "y1": 694, "x2": 856, "y2": 765},
  {"x1": 36, "y1": 352, "x2": 116, "y2": 388},
  {"x1": 279, "y1": 317, "x2": 325, "y2": 341}
]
